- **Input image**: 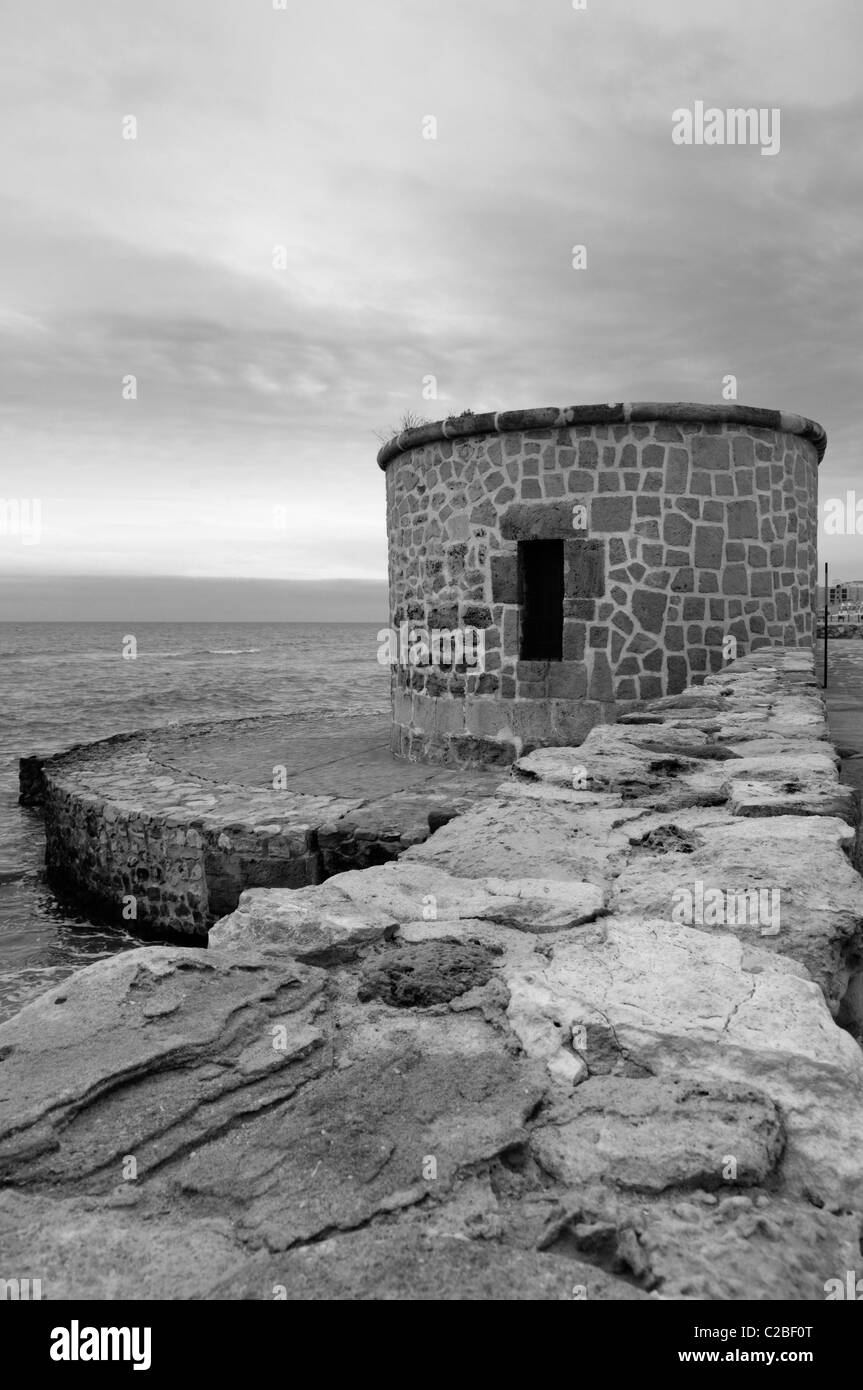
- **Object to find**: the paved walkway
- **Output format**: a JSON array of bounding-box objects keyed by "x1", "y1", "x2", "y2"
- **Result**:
[
  {"x1": 151, "y1": 713, "x2": 500, "y2": 799},
  {"x1": 818, "y1": 640, "x2": 863, "y2": 806}
]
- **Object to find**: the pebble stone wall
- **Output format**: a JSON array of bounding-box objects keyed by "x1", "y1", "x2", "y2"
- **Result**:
[{"x1": 379, "y1": 402, "x2": 826, "y2": 766}]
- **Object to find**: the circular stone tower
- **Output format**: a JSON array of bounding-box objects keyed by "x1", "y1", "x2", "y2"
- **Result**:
[{"x1": 378, "y1": 401, "x2": 826, "y2": 767}]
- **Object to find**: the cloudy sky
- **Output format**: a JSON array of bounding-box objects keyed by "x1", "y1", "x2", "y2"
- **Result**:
[{"x1": 1, "y1": 0, "x2": 861, "y2": 618}]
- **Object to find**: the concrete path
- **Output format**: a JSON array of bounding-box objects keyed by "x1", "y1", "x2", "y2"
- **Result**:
[
  {"x1": 819, "y1": 639, "x2": 863, "y2": 807},
  {"x1": 151, "y1": 713, "x2": 501, "y2": 798}
]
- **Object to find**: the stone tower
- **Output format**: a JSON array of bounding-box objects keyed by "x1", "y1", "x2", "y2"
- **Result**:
[{"x1": 379, "y1": 401, "x2": 825, "y2": 766}]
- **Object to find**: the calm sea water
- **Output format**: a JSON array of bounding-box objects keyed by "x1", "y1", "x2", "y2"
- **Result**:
[{"x1": 0, "y1": 622, "x2": 387, "y2": 1021}]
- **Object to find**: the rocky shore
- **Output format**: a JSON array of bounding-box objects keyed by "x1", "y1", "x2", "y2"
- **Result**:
[{"x1": 2, "y1": 647, "x2": 862, "y2": 1300}]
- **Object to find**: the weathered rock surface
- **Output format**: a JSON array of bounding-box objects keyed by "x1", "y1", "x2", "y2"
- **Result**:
[
  {"x1": 0, "y1": 946, "x2": 328, "y2": 1189},
  {"x1": 530, "y1": 1076, "x2": 785, "y2": 1194},
  {"x1": 357, "y1": 939, "x2": 499, "y2": 1006},
  {"x1": 212, "y1": 861, "x2": 607, "y2": 946},
  {"x1": 2, "y1": 647, "x2": 862, "y2": 1300},
  {"x1": 206, "y1": 1226, "x2": 651, "y2": 1301},
  {"x1": 208, "y1": 881, "x2": 399, "y2": 961},
  {"x1": 404, "y1": 798, "x2": 645, "y2": 884},
  {"x1": 499, "y1": 914, "x2": 863, "y2": 1204},
  {"x1": 611, "y1": 812, "x2": 863, "y2": 1008}
]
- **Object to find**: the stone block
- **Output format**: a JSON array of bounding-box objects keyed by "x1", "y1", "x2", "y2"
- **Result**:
[
  {"x1": 564, "y1": 539, "x2": 605, "y2": 598},
  {"x1": 692, "y1": 436, "x2": 730, "y2": 469},
  {"x1": 501, "y1": 501, "x2": 574, "y2": 540},
  {"x1": 722, "y1": 565, "x2": 749, "y2": 595},
  {"x1": 732, "y1": 436, "x2": 755, "y2": 468},
  {"x1": 562, "y1": 621, "x2": 586, "y2": 662},
  {"x1": 642, "y1": 444, "x2": 665, "y2": 470},
  {"x1": 567, "y1": 470, "x2": 596, "y2": 492},
  {"x1": 501, "y1": 606, "x2": 520, "y2": 656},
  {"x1": 490, "y1": 555, "x2": 519, "y2": 604},
  {"x1": 694, "y1": 525, "x2": 724, "y2": 569},
  {"x1": 632, "y1": 589, "x2": 668, "y2": 635},
  {"x1": 750, "y1": 571, "x2": 774, "y2": 596},
  {"x1": 663, "y1": 513, "x2": 693, "y2": 547},
  {"x1": 590, "y1": 495, "x2": 634, "y2": 532},
  {"x1": 664, "y1": 449, "x2": 689, "y2": 493},
  {"x1": 577, "y1": 440, "x2": 599, "y2": 468},
  {"x1": 667, "y1": 655, "x2": 688, "y2": 693},
  {"x1": 588, "y1": 651, "x2": 614, "y2": 701},
  {"x1": 548, "y1": 663, "x2": 588, "y2": 699},
  {"x1": 727, "y1": 500, "x2": 759, "y2": 538},
  {"x1": 461, "y1": 603, "x2": 492, "y2": 629},
  {"x1": 671, "y1": 568, "x2": 694, "y2": 593}
]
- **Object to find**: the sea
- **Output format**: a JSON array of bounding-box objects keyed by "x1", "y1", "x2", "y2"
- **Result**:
[{"x1": 0, "y1": 622, "x2": 388, "y2": 1022}]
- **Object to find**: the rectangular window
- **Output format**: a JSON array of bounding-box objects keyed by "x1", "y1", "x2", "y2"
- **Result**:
[{"x1": 518, "y1": 539, "x2": 563, "y2": 660}]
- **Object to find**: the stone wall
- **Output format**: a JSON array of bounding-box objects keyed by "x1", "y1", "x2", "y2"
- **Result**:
[
  {"x1": 380, "y1": 402, "x2": 825, "y2": 765},
  {"x1": 37, "y1": 745, "x2": 321, "y2": 936}
]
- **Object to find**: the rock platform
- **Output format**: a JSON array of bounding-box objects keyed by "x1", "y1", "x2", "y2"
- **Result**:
[{"x1": 3, "y1": 647, "x2": 863, "y2": 1301}]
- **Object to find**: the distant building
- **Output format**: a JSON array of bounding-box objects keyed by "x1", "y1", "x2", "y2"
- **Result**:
[{"x1": 816, "y1": 579, "x2": 863, "y2": 612}]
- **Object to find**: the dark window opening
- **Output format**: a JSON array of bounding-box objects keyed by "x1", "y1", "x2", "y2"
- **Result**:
[{"x1": 518, "y1": 540, "x2": 564, "y2": 660}]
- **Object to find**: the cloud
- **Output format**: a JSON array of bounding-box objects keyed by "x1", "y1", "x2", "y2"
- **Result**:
[{"x1": 1, "y1": 0, "x2": 861, "y2": 613}]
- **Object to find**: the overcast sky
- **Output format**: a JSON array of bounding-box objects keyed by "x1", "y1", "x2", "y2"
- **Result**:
[{"x1": 1, "y1": 0, "x2": 861, "y2": 618}]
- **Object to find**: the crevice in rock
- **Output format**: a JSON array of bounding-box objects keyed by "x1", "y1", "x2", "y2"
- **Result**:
[
  {"x1": 836, "y1": 954, "x2": 863, "y2": 1046},
  {"x1": 630, "y1": 824, "x2": 703, "y2": 855},
  {"x1": 539, "y1": 1215, "x2": 658, "y2": 1292}
]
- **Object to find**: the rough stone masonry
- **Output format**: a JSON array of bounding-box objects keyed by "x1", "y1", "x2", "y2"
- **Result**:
[
  {"x1": 1, "y1": 647, "x2": 862, "y2": 1300},
  {"x1": 379, "y1": 402, "x2": 825, "y2": 765}
]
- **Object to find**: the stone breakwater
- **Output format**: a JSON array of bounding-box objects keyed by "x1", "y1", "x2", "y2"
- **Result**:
[
  {"x1": 3, "y1": 647, "x2": 863, "y2": 1300},
  {"x1": 18, "y1": 713, "x2": 502, "y2": 936}
]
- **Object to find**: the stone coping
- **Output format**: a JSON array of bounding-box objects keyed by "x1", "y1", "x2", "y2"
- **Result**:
[{"x1": 376, "y1": 401, "x2": 827, "y2": 469}]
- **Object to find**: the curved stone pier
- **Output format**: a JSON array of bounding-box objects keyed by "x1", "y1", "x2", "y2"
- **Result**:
[{"x1": 19, "y1": 712, "x2": 503, "y2": 936}]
